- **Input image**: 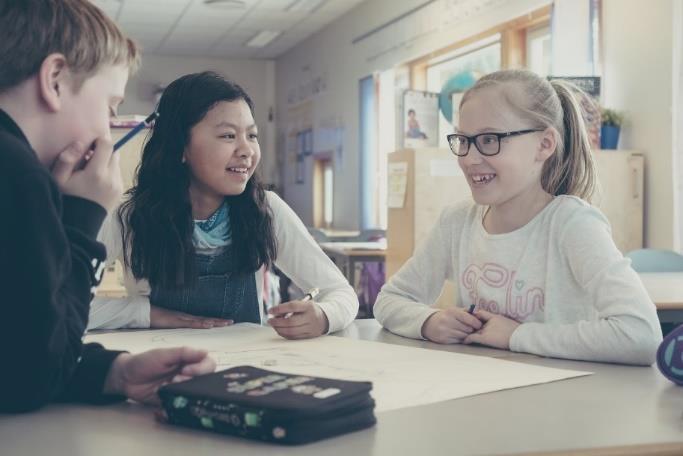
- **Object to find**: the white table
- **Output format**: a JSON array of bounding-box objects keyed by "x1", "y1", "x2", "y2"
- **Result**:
[
  {"x1": 1, "y1": 320, "x2": 681, "y2": 456},
  {"x1": 639, "y1": 272, "x2": 683, "y2": 323}
]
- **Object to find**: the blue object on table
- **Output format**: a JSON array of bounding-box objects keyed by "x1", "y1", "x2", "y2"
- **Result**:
[{"x1": 657, "y1": 323, "x2": 683, "y2": 385}]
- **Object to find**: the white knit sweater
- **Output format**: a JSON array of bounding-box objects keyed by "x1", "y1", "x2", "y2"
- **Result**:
[{"x1": 375, "y1": 196, "x2": 662, "y2": 365}]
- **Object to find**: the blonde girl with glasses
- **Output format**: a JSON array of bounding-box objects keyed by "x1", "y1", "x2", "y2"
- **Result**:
[{"x1": 374, "y1": 69, "x2": 662, "y2": 365}]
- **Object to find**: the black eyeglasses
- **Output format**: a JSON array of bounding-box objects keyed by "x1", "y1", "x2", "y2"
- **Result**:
[{"x1": 446, "y1": 129, "x2": 544, "y2": 157}]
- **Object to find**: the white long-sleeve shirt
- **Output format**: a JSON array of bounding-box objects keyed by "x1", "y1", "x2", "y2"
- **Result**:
[
  {"x1": 88, "y1": 191, "x2": 359, "y2": 333},
  {"x1": 375, "y1": 196, "x2": 663, "y2": 365}
]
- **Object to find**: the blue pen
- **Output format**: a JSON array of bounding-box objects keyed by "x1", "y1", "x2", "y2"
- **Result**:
[{"x1": 113, "y1": 111, "x2": 159, "y2": 152}]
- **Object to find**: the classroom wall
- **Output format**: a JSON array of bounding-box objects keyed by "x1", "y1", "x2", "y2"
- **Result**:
[
  {"x1": 275, "y1": 0, "x2": 551, "y2": 229},
  {"x1": 120, "y1": 54, "x2": 278, "y2": 186},
  {"x1": 673, "y1": 0, "x2": 683, "y2": 251},
  {"x1": 601, "y1": 0, "x2": 675, "y2": 250}
]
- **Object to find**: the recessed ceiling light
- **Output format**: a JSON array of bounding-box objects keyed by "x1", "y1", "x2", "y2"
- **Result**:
[
  {"x1": 203, "y1": 0, "x2": 247, "y2": 9},
  {"x1": 285, "y1": 0, "x2": 327, "y2": 14},
  {"x1": 245, "y1": 30, "x2": 282, "y2": 48}
]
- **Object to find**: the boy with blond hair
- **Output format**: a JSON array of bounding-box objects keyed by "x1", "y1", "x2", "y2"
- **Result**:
[{"x1": 0, "y1": 0, "x2": 215, "y2": 412}]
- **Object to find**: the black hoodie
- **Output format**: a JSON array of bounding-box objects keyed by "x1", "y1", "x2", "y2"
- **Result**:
[{"x1": 0, "y1": 110, "x2": 124, "y2": 412}]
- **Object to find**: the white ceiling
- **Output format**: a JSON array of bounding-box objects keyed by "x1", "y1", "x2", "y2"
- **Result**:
[{"x1": 92, "y1": 0, "x2": 368, "y2": 59}]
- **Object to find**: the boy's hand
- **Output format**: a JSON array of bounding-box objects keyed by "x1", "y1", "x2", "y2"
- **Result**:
[
  {"x1": 50, "y1": 139, "x2": 123, "y2": 212},
  {"x1": 462, "y1": 310, "x2": 520, "y2": 350},
  {"x1": 103, "y1": 347, "x2": 216, "y2": 405},
  {"x1": 421, "y1": 307, "x2": 483, "y2": 344},
  {"x1": 267, "y1": 300, "x2": 329, "y2": 339},
  {"x1": 150, "y1": 305, "x2": 233, "y2": 329}
]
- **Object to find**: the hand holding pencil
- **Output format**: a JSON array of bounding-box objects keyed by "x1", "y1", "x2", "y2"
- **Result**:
[
  {"x1": 268, "y1": 288, "x2": 330, "y2": 340},
  {"x1": 50, "y1": 111, "x2": 158, "y2": 212},
  {"x1": 50, "y1": 138, "x2": 123, "y2": 212},
  {"x1": 421, "y1": 307, "x2": 483, "y2": 345}
]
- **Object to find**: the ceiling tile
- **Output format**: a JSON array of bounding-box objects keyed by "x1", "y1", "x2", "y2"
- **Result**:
[
  {"x1": 255, "y1": 0, "x2": 298, "y2": 11},
  {"x1": 94, "y1": 0, "x2": 373, "y2": 59},
  {"x1": 91, "y1": 0, "x2": 122, "y2": 18}
]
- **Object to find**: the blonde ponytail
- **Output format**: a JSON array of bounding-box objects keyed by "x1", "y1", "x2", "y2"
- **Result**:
[{"x1": 545, "y1": 80, "x2": 596, "y2": 201}]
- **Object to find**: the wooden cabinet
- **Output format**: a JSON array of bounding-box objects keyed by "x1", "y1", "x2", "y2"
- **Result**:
[
  {"x1": 386, "y1": 148, "x2": 470, "y2": 279},
  {"x1": 593, "y1": 150, "x2": 644, "y2": 253},
  {"x1": 386, "y1": 148, "x2": 470, "y2": 308}
]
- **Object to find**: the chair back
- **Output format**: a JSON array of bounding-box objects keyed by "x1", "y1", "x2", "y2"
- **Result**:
[{"x1": 626, "y1": 248, "x2": 683, "y2": 273}]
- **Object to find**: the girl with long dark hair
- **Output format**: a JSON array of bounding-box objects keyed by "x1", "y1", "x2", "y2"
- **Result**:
[{"x1": 89, "y1": 71, "x2": 358, "y2": 339}]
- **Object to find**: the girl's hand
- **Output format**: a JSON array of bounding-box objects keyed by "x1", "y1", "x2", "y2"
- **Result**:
[
  {"x1": 268, "y1": 300, "x2": 329, "y2": 339},
  {"x1": 462, "y1": 310, "x2": 520, "y2": 349},
  {"x1": 421, "y1": 308, "x2": 483, "y2": 344},
  {"x1": 150, "y1": 305, "x2": 232, "y2": 329}
]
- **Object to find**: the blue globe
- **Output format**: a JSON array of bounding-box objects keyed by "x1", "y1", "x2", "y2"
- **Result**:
[{"x1": 438, "y1": 71, "x2": 479, "y2": 123}]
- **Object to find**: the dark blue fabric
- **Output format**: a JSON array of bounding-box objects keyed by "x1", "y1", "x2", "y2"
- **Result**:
[{"x1": 150, "y1": 247, "x2": 260, "y2": 323}]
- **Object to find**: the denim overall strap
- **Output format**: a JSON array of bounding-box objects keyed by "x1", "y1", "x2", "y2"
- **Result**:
[{"x1": 150, "y1": 246, "x2": 260, "y2": 323}]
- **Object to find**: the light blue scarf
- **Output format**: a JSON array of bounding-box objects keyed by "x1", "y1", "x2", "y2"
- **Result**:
[{"x1": 193, "y1": 201, "x2": 232, "y2": 250}]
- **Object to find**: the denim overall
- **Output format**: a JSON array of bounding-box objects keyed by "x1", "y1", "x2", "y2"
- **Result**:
[{"x1": 150, "y1": 246, "x2": 260, "y2": 323}]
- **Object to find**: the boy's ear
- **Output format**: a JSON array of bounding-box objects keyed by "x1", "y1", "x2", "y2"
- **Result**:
[
  {"x1": 38, "y1": 53, "x2": 70, "y2": 113},
  {"x1": 536, "y1": 128, "x2": 557, "y2": 162}
]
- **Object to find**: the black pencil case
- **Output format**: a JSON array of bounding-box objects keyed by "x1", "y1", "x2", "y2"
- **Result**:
[{"x1": 158, "y1": 365, "x2": 376, "y2": 445}]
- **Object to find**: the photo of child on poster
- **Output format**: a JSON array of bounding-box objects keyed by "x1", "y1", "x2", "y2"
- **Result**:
[
  {"x1": 406, "y1": 109, "x2": 427, "y2": 139},
  {"x1": 403, "y1": 90, "x2": 439, "y2": 148}
]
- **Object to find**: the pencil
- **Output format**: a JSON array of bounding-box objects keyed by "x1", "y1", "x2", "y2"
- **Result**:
[
  {"x1": 283, "y1": 288, "x2": 319, "y2": 319},
  {"x1": 113, "y1": 111, "x2": 159, "y2": 152}
]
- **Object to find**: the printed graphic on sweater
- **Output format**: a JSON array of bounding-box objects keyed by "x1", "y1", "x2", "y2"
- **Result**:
[{"x1": 462, "y1": 263, "x2": 544, "y2": 320}]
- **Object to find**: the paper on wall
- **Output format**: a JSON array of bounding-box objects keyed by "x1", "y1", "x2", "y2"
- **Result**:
[
  {"x1": 429, "y1": 159, "x2": 462, "y2": 177},
  {"x1": 388, "y1": 162, "x2": 408, "y2": 208}
]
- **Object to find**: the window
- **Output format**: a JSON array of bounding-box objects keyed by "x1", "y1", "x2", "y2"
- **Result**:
[
  {"x1": 426, "y1": 36, "x2": 501, "y2": 147},
  {"x1": 323, "y1": 161, "x2": 333, "y2": 227},
  {"x1": 375, "y1": 68, "x2": 399, "y2": 229},
  {"x1": 426, "y1": 35, "x2": 501, "y2": 92},
  {"x1": 526, "y1": 25, "x2": 551, "y2": 76},
  {"x1": 359, "y1": 75, "x2": 379, "y2": 230},
  {"x1": 313, "y1": 156, "x2": 334, "y2": 228},
  {"x1": 374, "y1": 6, "x2": 551, "y2": 232}
]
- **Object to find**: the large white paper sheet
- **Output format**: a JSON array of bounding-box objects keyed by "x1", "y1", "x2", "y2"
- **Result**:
[{"x1": 85, "y1": 324, "x2": 591, "y2": 412}]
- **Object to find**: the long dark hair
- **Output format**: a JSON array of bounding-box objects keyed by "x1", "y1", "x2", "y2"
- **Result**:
[{"x1": 119, "y1": 71, "x2": 277, "y2": 288}]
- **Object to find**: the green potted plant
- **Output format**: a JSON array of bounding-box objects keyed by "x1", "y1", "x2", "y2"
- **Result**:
[{"x1": 600, "y1": 107, "x2": 624, "y2": 150}]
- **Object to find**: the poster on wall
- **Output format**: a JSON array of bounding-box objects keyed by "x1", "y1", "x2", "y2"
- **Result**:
[
  {"x1": 303, "y1": 129, "x2": 313, "y2": 156},
  {"x1": 295, "y1": 128, "x2": 313, "y2": 185},
  {"x1": 285, "y1": 101, "x2": 313, "y2": 185},
  {"x1": 295, "y1": 155, "x2": 305, "y2": 184},
  {"x1": 548, "y1": 76, "x2": 601, "y2": 150},
  {"x1": 402, "y1": 90, "x2": 439, "y2": 148},
  {"x1": 388, "y1": 162, "x2": 408, "y2": 208}
]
